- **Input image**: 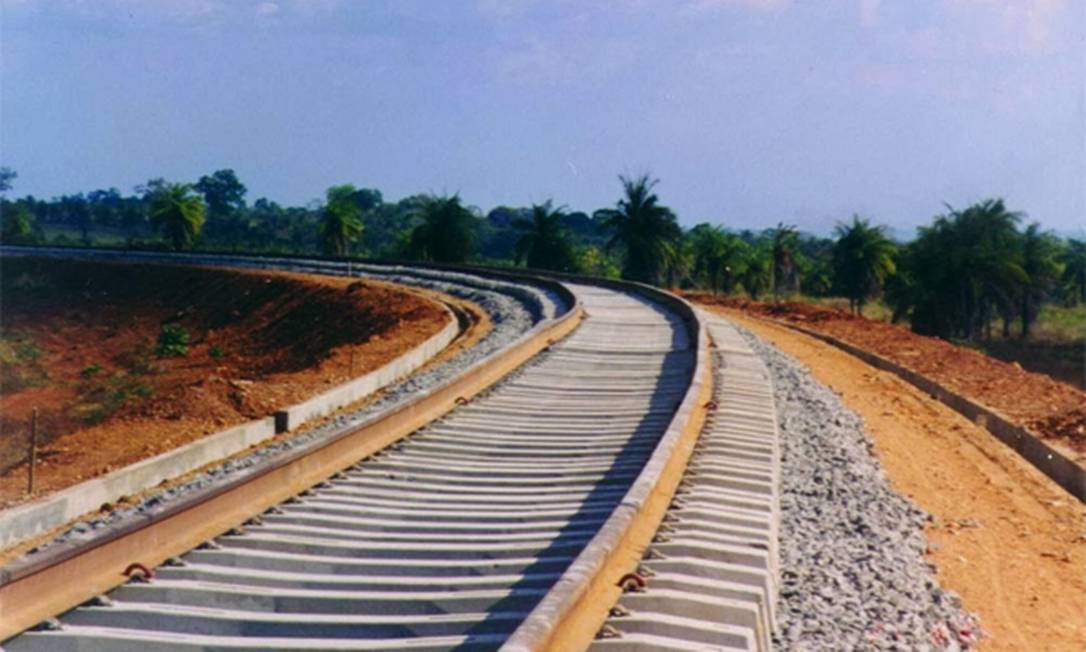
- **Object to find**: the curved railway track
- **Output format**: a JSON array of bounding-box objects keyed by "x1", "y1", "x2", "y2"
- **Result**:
[
  {"x1": 589, "y1": 315, "x2": 779, "y2": 651},
  {"x1": 2, "y1": 253, "x2": 776, "y2": 650}
]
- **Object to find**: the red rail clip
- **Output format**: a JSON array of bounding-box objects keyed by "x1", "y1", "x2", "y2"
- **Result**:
[
  {"x1": 617, "y1": 572, "x2": 647, "y2": 592},
  {"x1": 122, "y1": 562, "x2": 154, "y2": 582}
]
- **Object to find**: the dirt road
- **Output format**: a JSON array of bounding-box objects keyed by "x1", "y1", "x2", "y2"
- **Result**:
[{"x1": 713, "y1": 307, "x2": 1086, "y2": 652}]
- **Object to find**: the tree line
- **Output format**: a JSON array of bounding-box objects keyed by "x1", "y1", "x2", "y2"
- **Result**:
[{"x1": 1, "y1": 166, "x2": 1083, "y2": 343}]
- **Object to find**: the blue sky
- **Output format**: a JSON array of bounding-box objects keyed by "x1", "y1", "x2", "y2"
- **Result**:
[{"x1": 1, "y1": 0, "x2": 1083, "y2": 237}]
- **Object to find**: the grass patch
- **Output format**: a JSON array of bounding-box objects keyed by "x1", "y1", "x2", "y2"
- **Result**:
[
  {"x1": 0, "y1": 331, "x2": 48, "y2": 391},
  {"x1": 80, "y1": 363, "x2": 103, "y2": 379},
  {"x1": 114, "y1": 342, "x2": 159, "y2": 375},
  {"x1": 75, "y1": 371, "x2": 154, "y2": 424},
  {"x1": 1031, "y1": 304, "x2": 1086, "y2": 343},
  {"x1": 791, "y1": 295, "x2": 896, "y2": 322}
]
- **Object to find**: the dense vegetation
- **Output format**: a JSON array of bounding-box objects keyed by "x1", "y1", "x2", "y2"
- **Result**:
[{"x1": 1, "y1": 165, "x2": 1083, "y2": 346}]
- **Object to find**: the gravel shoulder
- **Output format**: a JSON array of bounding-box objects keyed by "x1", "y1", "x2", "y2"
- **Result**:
[{"x1": 720, "y1": 307, "x2": 1086, "y2": 652}]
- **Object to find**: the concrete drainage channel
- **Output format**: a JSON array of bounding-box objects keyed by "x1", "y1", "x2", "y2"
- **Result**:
[
  {"x1": 2, "y1": 265, "x2": 709, "y2": 650},
  {"x1": 590, "y1": 314, "x2": 780, "y2": 651}
]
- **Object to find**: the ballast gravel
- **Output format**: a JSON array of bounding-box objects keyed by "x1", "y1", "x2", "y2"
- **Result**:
[
  {"x1": 26, "y1": 263, "x2": 563, "y2": 554},
  {"x1": 737, "y1": 326, "x2": 981, "y2": 651}
]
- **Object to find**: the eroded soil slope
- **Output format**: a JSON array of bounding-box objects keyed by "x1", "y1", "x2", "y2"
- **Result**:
[
  {"x1": 682, "y1": 292, "x2": 1086, "y2": 456},
  {"x1": 0, "y1": 257, "x2": 448, "y2": 505}
]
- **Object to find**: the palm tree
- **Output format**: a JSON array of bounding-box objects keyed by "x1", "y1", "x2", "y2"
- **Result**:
[
  {"x1": 741, "y1": 245, "x2": 773, "y2": 300},
  {"x1": 1062, "y1": 238, "x2": 1086, "y2": 305},
  {"x1": 596, "y1": 175, "x2": 682, "y2": 285},
  {"x1": 771, "y1": 223, "x2": 800, "y2": 301},
  {"x1": 901, "y1": 199, "x2": 1026, "y2": 340},
  {"x1": 409, "y1": 194, "x2": 476, "y2": 263},
  {"x1": 957, "y1": 199, "x2": 1027, "y2": 339},
  {"x1": 319, "y1": 184, "x2": 363, "y2": 256},
  {"x1": 882, "y1": 255, "x2": 915, "y2": 324},
  {"x1": 688, "y1": 224, "x2": 750, "y2": 294},
  {"x1": 662, "y1": 236, "x2": 692, "y2": 288},
  {"x1": 577, "y1": 246, "x2": 621, "y2": 278},
  {"x1": 1, "y1": 204, "x2": 34, "y2": 243},
  {"x1": 831, "y1": 216, "x2": 897, "y2": 315},
  {"x1": 149, "y1": 183, "x2": 206, "y2": 250},
  {"x1": 1018, "y1": 223, "x2": 1061, "y2": 338},
  {"x1": 689, "y1": 224, "x2": 727, "y2": 293},
  {"x1": 513, "y1": 202, "x2": 577, "y2": 272},
  {"x1": 719, "y1": 234, "x2": 753, "y2": 294},
  {"x1": 802, "y1": 257, "x2": 834, "y2": 297}
]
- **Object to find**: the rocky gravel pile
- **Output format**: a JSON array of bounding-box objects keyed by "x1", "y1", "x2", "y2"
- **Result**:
[
  {"x1": 27, "y1": 265, "x2": 563, "y2": 554},
  {"x1": 737, "y1": 327, "x2": 982, "y2": 650}
]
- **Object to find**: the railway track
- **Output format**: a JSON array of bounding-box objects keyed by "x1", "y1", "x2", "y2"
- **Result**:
[
  {"x1": 589, "y1": 316, "x2": 779, "y2": 651},
  {"x1": 3, "y1": 262, "x2": 750, "y2": 650}
]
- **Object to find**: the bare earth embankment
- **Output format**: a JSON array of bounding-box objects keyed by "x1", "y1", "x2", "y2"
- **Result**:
[
  {"x1": 688, "y1": 296, "x2": 1086, "y2": 651},
  {"x1": 0, "y1": 257, "x2": 451, "y2": 507},
  {"x1": 683, "y1": 293, "x2": 1086, "y2": 457}
]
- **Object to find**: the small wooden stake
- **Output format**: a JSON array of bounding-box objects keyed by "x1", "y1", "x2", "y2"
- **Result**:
[{"x1": 27, "y1": 408, "x2": 38, "y2": 495}]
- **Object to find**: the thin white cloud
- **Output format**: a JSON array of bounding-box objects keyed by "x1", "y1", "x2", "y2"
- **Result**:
[
  {"x1": 116, "y1": 0, "x2": 227, "y2": 23},
  {"x1": 494, "y1": 36, "x2": 570, "y2": 85},
  {"x1": 1, "y1": 0, "x2": 230, "y2": 26},
  {"x1": 680, "y1": 0, "x2": 790, "y2": 13},
  {"x1": 859, "y1": 0, "x2": 880, "y2": 28},
  {"x1": 288, "y1": 0, "x2": 342, "y2": 18},
  {"x1": 949, "y1": 0, "x2": 1072, "y2": 53},
  {"x1": 475, "y1": 0, "x2": 539, "y2": 21},
  {"x1": 255, "y1": 1, "x2": 279, "y2": 17}
]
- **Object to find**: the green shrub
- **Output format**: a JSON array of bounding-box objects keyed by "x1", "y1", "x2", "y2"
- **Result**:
[
  {"x1": 80, "y1": 363, "x2": 103, "y2": 378},
  {"x1": 76, "y1": 372, "x2": 154, "y2": 424},
  {"x1": 209, "y1": 345, "x2": 225, "y2": 360},
  {"x1": 11, "y1": 336, "x2": 41, "y2": 362},
  {"x1": 155, "y1": 324, "x2": 190, "y2": 358}
]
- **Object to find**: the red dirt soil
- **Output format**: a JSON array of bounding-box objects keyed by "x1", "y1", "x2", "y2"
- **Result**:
[
  {"x1": 679, "y1": 292, "x2": 1086, "y2": 456},
  {"x1": 0, "y1": 257, "x2": 449, "y2": 507}
]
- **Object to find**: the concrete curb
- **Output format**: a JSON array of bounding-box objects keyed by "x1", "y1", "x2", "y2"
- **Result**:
[
  {"x1": 502, "y1": 285, "x2": 712, "y2": 652},
  {"x1": 780, "y1": 321, "x2": 1086, "y2": 504},
  {"x1": 273, "y1": 309, "x2": 459, "y2": 432},
  {"x1": 0, "y1": 302, "x2": 458, "y2": 551}
]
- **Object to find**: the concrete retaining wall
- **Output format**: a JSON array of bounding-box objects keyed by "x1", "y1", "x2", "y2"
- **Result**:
[
  {"x1": 0, "y1": 417, "x2": 274, "y2": 549},
  {"x1": 0, "y1": 306, "x2": 458, "y2": 551},
  {"x1": 785, "y1": 322, "x2": 1086, "y2": 503},
  {"x1": 274, "y1": 312, "x2": 459, "y2": 432}
]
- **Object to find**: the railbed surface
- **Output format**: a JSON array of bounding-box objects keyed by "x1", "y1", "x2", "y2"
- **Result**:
[{"x1": 7, "y1": 284, "x2": 693, "y2": 652}]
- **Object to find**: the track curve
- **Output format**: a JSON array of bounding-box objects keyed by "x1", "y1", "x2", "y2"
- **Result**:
[{"x1": 6, "y1": 283, "x2": 695, "y2": 651}]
